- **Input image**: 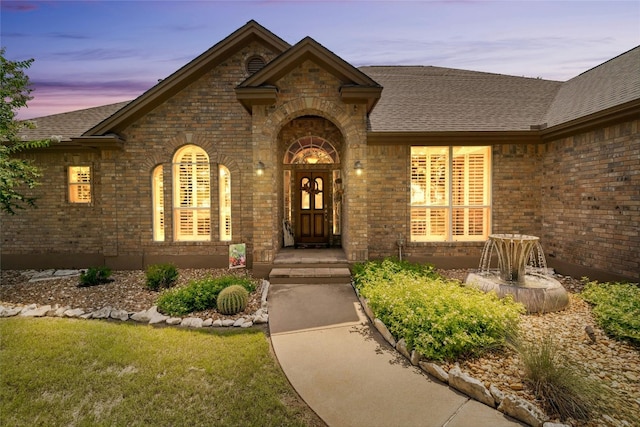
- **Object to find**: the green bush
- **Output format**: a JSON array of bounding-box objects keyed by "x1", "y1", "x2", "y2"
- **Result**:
[
  {"x1": 355, "y1": 259, "x2": 524, "y2": 361},
  {"x1": 581, "y1": 280, "x2": 640, "y2": 345},
  {"x1": 145, "y1": 263, "x2": 179, "y2": 291},
  {"x1": 217, "y1": 285, "x2": 249, "y2": 315},
  {"x1": 352, "y1": 258, "x2": 440, "y2": 289},
  {"x1": 78, "y1": 266, "x2": 112, "y2": 287},
  {"x1": 156, "y1": 275, "x2": 255, "y2": 316}
]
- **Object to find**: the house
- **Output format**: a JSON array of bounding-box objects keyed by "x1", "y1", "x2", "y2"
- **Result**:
[{"x1": 2, "y1": 20, "x2": 639, "y2": 282}]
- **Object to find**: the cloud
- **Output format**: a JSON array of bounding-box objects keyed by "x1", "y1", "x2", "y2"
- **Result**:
[
  {"x1": 47, "y1": 32, "x2": 93, "y2": 40},
  {"x1": 1, "y1": 2, "x2": 39, "y2": 12},
  {"x1": 32, "y1": 78, "x2": 153, "y2": 95},
  {"x1": 48, "y1": 48, "x2": 141, "y2": 61}
]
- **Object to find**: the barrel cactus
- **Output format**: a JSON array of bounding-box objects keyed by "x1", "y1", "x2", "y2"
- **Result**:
[{"x1": 216, "y1": 285, "x2": 249, "y2": 315}]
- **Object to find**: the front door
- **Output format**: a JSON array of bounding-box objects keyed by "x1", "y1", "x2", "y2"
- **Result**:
[{"x1": 295, "y1": 171, "x2": 330, "y2": 246}]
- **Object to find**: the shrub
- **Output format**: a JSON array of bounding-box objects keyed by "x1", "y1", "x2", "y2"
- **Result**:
[
  {"x1": 581, "y1": 280, "x2": 640, "y2": 346},
  {"x1": 355, "y1": 259, "x2": 524, "y2": 361},
  {"x1": 156, "y1": 275, "x2": 255, "y2": 316},
  {"x1": 352, "y1": 258, "x2": 440, "y2": 291},
  {"x1": 145, "y1": 263, "x2": 179, "y2": 291},
  {"x1": 217, "y1": 285, "x2": 249, "y2": 315},
  {"x1": 515, "y1": 335, "x2": 605, "y2": 421},
  {"x1": 78, "y1": 266, "x2": 112, "y2": 287}
]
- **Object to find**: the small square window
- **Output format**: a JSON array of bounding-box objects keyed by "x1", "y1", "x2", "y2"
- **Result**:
[{"x1": 68, "y1": 166, "x2": 92, "y2": 204}]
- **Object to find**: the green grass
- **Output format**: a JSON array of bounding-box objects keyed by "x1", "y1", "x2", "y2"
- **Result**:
[{"x1": 0, "y1": 318, "x2": 323, "y2": 427}]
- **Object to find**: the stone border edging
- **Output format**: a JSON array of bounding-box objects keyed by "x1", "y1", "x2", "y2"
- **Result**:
[
  {"x1": 0, "y1": 280, "x2": 270, "y2": 330},
  {"x1": 353, "y1": 283, "x2": 567, "y2": 427}
]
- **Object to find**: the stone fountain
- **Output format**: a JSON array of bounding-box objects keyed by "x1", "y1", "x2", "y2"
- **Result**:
[{"x1": 465, "y1": 234, "x2": 569, "y2": 313}]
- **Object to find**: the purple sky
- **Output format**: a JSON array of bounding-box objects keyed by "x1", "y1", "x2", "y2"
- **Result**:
[{"x1": 3, "y1": 0, "x2": 639, "y2": 120}]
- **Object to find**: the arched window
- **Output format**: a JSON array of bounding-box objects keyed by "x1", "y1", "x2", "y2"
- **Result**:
[
  {"x1": 173, "y1": 145, "x2": 210, "y2": 241},
  {"x1": 152, "y1": 165, "x2": 165, "y2": 241},
  {"x1": 219, "y1": 165, "x2": 232, "y2": 241}
]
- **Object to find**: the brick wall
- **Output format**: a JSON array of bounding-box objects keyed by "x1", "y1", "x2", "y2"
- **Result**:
[{"x1": 541, "y1": 119, "x2": 640, "y2": 280}]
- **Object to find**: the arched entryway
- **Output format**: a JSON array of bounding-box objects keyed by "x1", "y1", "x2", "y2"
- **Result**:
[{"x1": 280, "y1": 119, "x2": 344, "y2": 248}]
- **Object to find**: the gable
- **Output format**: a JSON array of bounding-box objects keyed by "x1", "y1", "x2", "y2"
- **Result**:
[
  {"x1": 84, "y1": 20, "x2": 290, "y2": 136},
  {"x1": 235, "y1": 37, "x2": 382, "y2": 113}
]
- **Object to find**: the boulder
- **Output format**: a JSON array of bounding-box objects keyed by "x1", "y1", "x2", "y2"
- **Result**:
[
  {"x1": 373, "y1": 318, "x2": 396, "y2": 347},
  {"x1": 181, "y1": 317, "x2": 203, "y2": 328},
  {"x1": 221, "y1": 319, "x2": 235, "y2": 327},
  {"x1": 148, "y1": 307, "x2": 169, "y2": 325},
  {"x1": 64, "y1": 308, "x2": 85, "y2": 318},
  {"x1": 419, "y1": 362, "x2": 449, "y2": 384},
  {"x1": 21, "y1": 305, "x2": 52, "y2": 317},
  {"x1": 91, "y1": 307, "x2": 112, "y2": 319},
  {"x1": 1, "y1": 306, "x2": 22, "y2": 317},
  {"x1": 54, "y1": 306, "x2": 71, "y2": 317},
  {"x1": 166, "y1": 317, "x2": 182, "y2": 325},
  {"x1": 202, "y1": 318, "x2": 213, "y2": 327},
  {"x1": 212, "y1": 319, "x2": 223, "y2": 327},
  {"x1": 448, "y1": 366, "x2": 495, "y2": 407},
  {"x1": 498, "y1": 394, "x2": 547, "y2": 427},
  {"x1": 110, "y1": 309, "x2": 129, "y2": 321}
]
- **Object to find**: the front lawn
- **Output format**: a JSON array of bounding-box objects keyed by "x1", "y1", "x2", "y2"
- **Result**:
[{"x1": 0, "y1": 317, "x2": 323, "y2": 427}]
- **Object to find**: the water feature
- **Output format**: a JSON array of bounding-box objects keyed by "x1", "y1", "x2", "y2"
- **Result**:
[{"x1": 465, "y1": 234, "x2": 569, "y2": 313}]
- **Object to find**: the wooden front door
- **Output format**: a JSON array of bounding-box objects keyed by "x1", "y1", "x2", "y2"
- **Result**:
[{"x1": 295, "y1": 171, "x2": 330, "y2": 246}]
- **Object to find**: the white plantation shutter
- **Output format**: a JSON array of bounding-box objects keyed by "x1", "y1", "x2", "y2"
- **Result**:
[
  {"x1": 152, "y1": 165, "x2": 165, "y2": 241},
  {"x1": 411, "y1": 146, "x2": 491, "y2": 242},
  {"x1": 68, "y1": 166, "x2": 91, "y2": 203},
  {"x1": 173, "y1": 146, "x2": 211, "y2": 241},
  {"x1": 219, "y1": 165, "x2": 232, "y2": 241}
]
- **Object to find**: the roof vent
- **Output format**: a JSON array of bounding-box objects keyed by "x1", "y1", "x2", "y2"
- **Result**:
[{"x1": 247, "y1": 56, "x2": 266, "y2": 74}]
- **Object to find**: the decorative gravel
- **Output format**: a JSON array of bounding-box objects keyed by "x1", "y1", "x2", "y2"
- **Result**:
[{"x1": 2, "y1": 268, "x2": 638, "y2": 426}]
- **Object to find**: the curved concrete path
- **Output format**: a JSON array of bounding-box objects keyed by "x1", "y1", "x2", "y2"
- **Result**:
[{"x1": 269, "y1": 283, "x2": 525, "y2": 427}]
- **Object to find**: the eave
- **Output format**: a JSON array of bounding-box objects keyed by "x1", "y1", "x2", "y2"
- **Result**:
[
  {"x1": 540, "y1": 98, "x2": 640, "y2": 141},
  {"x1": 367, "y1": 131, "x2": 542, "y2": 145}
]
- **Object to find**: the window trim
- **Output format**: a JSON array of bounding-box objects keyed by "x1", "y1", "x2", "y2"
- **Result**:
[
  {"x1": 410, "y1": 146, "x2": 492, "y2": 242},
  {"x1": 172, "y1": 145, "x2": 211, "y2": 242},
  {"x1": 68, "y1": 165, "x2": 92, "y2": 204},
  {"x1": 152, "y1": 165, "x2": 165, "y2": 242},
  {"x1": 219, "y1": 165, "x2": 232, "y2": 242}
]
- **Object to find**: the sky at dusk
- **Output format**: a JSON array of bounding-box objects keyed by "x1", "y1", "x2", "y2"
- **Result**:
[{"x1": 2, "y1": 0, "x2": 639, "y2": 120}]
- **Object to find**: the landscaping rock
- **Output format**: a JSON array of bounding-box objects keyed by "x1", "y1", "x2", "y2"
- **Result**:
[
  {"x1": 212, "y1": 319, "x2": 223, "y2": 327},
  {"x1": 110, "y1": 309, "x2": 129, "y2": 321},
  {"x1": 410, "y1": 350, "x2": 421, "y2": 366},
  {"x1": 91, "y1": 307, "x2": 112, "y2": 319},
  {"x1": 21, "y1": 304, "x2": 52, "y2": 317},
  {"x1": 166, "y1": 317, "x2": 182, "y2": 325},
  {"x1": 419, "y1": 362, "x2": 449, "y2": 384},
  {"x1": 64, "y1": 308, "x2": 85, "y2": 318},
  {"x1": 396, "y1": 338, "x2": 411, "y2": 360},
  {"x1": 1, "y1": 305, "x2": 22, "y2": 317},
  {"x1": 202, "y1": 318, "x2": 213, "y2": 327},
  {"x1": 359, "y1": 296, "x2": 375, "y2": 321},
  {"x1": 542, "y1": 423, "x2": 571, "y2": 427},
  {"x1": 20, "y1": 304, "x2": 37, "y2": 314},
  {"x1": 54, "y1": 306, "x2": 71, "y2": 317},
  {"x1": 148, "y1": 307, "x2": 169, "y2": 325},
  {"x1": 373, "y1": 318, "x2": 396, "y2": 347},
  {"x1": 221, "y1": 319, "x2": 235, "y2": 327},
  {"x1": 448, "y1": 366, "x2": 495, "y2": 407},
  {"x1": 181, "y1": 317, "x2": 203, "y2": 328},
  {"x1": 130, "y1": 308, "x2": 152, "y2": 323},
  {"x1": 498, "y1": 394, "x2": 547, "y2": 427},
  {"x1": 489, "y1": 384, "x2": 505, "y2": 406}
]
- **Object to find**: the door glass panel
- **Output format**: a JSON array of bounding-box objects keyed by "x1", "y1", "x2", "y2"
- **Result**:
[
  {"x1": 314, "y1": 177, "x2": 323, "y2": 209},
  {"x1": 301, "y1": 177, "x2": 310, "y2": 210}
]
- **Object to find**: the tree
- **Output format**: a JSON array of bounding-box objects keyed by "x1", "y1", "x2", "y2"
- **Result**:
[{"x1": 1, "y1": 47, "x2": 49, "y2": 214}]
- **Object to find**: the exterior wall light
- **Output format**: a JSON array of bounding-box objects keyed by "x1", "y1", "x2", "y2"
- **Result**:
[
  {"x1": 354, "y1": 160, "x2": 363, "y2": 176},
  {"x1": 256, "y1": 161, "x2": 265, "y2": 176}
]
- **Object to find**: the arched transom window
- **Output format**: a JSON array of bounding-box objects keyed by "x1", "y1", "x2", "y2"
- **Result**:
[
  {"x1": 173, "y1": 145, "x2": 210, "y2": 241},
  {"x1": 284, "y1": 136, "x2": 338, "y2": 164}
]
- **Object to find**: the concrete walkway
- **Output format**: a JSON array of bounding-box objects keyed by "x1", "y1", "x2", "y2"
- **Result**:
[{"x1": 269, "y1": 283, "x2": 525, "y2": 427}]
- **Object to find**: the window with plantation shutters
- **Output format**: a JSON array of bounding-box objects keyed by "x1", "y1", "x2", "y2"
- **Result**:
[
  {"x1": 411, "y1": 146, "x2": 491, "y2": 242},
  {"x1": 68, "y1": 166, "x2": 92, "y2": 204},
  {"x1": 152, "y1": 165, "x2": 165, "y2": 241},
  {"x1": 173, "y1": 145, "x2": 211, "y2": 241},
  {"x1": 219, "y1": 165, "x2": 232, "y2": 242}
]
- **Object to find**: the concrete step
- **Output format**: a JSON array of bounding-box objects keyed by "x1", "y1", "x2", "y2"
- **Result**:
[{"x1": 269, "y1": 266, "x2": 352, "y2": 285}]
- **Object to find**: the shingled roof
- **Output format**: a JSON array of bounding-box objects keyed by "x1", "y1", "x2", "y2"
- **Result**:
[
  {"x1": 360, "y1": 66, "x2": 562, "y2": 132},
  {"x1": 543, "y1": 46, "x2": 640, "y2": 128},
  {"x1": 19, "y1": 101, "x2": 131, "y2": 142},
  {"x1": 16, "y1": 43, "x2": 639, "y2": 141}
]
